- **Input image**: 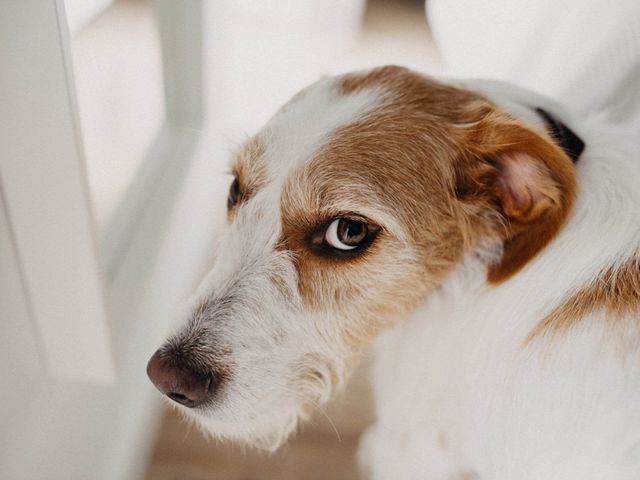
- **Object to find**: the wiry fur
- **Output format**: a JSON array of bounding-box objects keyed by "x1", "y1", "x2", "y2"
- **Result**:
[{"x1": 151, "y1": 66, "x2": 640, "y2": 477}]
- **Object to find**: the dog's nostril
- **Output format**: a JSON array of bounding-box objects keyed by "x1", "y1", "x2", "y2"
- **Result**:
[
  {"x1": 167, "y1": 392, "x2": 189, "y2": 404},
  {"x1": 146, "y1": 349, "x2": 216, "y2": 408},
  {"x1": 166, "y1": 376, "x2": 213, "y2": 407}
]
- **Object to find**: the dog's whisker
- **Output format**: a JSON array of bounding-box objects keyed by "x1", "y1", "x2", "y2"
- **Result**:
[{"x1": 308, "y1": 401, "x2": 342, "y2": 443}]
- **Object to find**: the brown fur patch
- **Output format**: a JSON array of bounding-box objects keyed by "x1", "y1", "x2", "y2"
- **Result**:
[
  {"x1": 527, "y1": 255, "x2": 640, "y2": 341},
  {"x1": 277, "y1": 66, "x2": 576, "y2": 335},
  {"x1": 228, "y1": 135, "x2": 268, "y2": 218},
  {"x1": 343, "y1": 66, "x2": 577, "y2": 284},
  {"x1": 278, "y1": 67, "x2": 476, "y2": 339}
]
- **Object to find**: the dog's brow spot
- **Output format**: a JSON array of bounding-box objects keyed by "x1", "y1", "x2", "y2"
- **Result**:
[{"x1": 229, "y1": 135, "x2": 269, "y2": 212}]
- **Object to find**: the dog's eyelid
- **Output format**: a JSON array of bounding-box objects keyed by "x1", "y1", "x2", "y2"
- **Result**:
[
  {"x1": 306, "y1": 214, "x2": 383, "y2": 258},
  {"x1": 318, "y1": 211, "x2": 374, "y2": 225}
]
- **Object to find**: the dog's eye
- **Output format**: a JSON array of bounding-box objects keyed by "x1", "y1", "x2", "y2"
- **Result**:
[
  {"x1": 227, "y1": 177, "x2": 240, "y2": 210},
  {"x1": 324, "y1": 218, "x2": 368, "y2": 250}
]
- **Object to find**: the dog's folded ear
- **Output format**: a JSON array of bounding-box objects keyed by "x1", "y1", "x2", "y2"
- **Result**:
[{"x1": 455, "y1": 111, "x2": 577, "y2": 283}]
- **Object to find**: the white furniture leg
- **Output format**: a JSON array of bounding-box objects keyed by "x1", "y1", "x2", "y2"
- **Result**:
[{"x1": 0, "y1": 0, "x2": 115, "y2": 383}]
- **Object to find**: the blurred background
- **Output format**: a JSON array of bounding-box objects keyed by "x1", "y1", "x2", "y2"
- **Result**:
[{"x1": 1, "y1": 0, "x2": 639, "y2": 479}]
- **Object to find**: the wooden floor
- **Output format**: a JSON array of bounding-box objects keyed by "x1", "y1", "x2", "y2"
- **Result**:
[{"x1": 144, "y1": 410, "x2": 361, "y2": 480}]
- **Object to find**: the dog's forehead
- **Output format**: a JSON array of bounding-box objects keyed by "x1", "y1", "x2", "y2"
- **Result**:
[{"x1": 259, "y1": 77, "x2": 384, "y2": 182}]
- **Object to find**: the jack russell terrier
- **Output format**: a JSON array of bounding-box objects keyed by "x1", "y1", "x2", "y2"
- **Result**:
[{"x1": 148, "y1": 66, "x2": 640, "y2": 480}]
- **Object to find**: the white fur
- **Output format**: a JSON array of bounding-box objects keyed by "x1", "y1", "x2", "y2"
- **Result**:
[{"x1": 360, "y1": 84, "x2": 640, "y2": 479}]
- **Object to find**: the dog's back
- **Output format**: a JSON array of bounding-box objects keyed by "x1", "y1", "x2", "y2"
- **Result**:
[{"x1": 362, "y1": 105, "x2": 640, "y2": 480}]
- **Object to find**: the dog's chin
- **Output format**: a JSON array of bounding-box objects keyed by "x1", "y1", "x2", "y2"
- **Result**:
[{"x1": 175, "y1": 397, "x2": 305, "y2": 452}]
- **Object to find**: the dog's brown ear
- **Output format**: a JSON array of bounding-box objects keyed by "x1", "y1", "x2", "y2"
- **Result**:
[{"x1": 456, "y1": 111, "x2": 577, "y2": 283}]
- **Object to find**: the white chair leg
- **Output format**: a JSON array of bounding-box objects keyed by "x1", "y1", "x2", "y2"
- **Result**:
[{"x1": 0, "y1": 0, "x2": 114, "y2": 383}]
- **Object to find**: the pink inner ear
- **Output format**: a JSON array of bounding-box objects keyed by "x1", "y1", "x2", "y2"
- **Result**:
[{"x1": 497, "y1": 152, "x2": 559, "y2": 221}]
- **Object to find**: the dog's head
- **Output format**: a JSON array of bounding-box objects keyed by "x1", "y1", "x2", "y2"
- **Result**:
[{"x1": 147, "y1": 66, "x2": 576, "y2": 448}]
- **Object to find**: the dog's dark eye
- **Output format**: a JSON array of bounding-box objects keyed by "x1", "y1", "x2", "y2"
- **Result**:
[
  {"x1": 227, "y1": 177, "x2": 240, "y2": 210},
  {"x1": 324, "y1": 218, "x2": 370, "y2": 251}
]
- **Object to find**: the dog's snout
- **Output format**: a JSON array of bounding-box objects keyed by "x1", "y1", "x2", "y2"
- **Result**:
[{"x1": 146, "y1": 350, "x2": 215, "y2": 408}]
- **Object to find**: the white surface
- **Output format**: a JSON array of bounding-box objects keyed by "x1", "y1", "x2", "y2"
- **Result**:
[
  {"x1": 103, "y1": 0, "x2": 204, "y2": 278},
  {"x1": 71, "y1": 0, "x2": 164, "y2": 231},
  {"x1": 204, "y1": 0, "x2": 367, "y2": 137},
  {"x1": 1, "y1": 1, "x2": 209, "y2": 478},
  {"x1": 0, "y1": 128, "x2": 230, "y2": 479},
  {"x1": 428, "y1": 0, "x2": 640, "y2": 124},
  {"x1": 0, "y1": 0, "x2": 115, "y2": 383},
  {"x1": 0, "y1": 185, "x2": 45, "y2": 464},
  {"x1": 65, "y1": 0, "x2": 114, "y2": 34}
]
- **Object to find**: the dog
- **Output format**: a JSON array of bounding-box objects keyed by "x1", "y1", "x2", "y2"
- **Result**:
[{"x1": 147, "y1": 66, "x2": 640, "y2": 479}]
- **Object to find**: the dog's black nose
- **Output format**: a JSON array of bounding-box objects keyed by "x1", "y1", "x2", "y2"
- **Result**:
[{"x1": 146, "y1": 350, "x2": 214, "y2": 408}]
